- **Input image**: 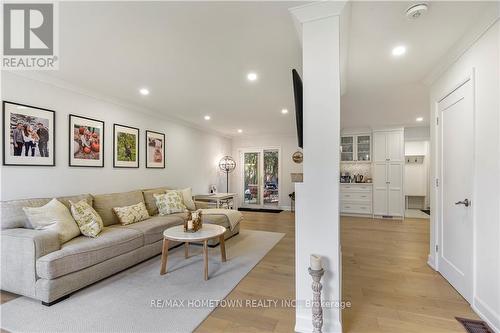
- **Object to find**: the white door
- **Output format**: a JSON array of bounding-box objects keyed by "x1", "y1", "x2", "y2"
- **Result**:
[
  {"x1": 373, "y1": 132, "x2": 387, "y2": 162},
  {"x1": 438, "y1": 78, "x2": 474, "y2": 303},
  {"x1": 388, "y1": 162, "x2": 403, "y2": 216},
  {"x1": 373, "y1": 162, "x2": 388, "y2": 215}
]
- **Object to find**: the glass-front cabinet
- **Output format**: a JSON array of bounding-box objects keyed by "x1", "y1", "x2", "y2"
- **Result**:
[
  {"x1": 340, "y1": 136, "x2": 354, "y2": 161},
  {"x1": 340, "y1": 133, "x2": 371, "y2": 162}
]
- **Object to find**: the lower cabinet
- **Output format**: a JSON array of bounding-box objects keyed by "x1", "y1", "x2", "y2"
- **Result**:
[
  {"x1": 373, "y1": 162, "x2": 404, "y2": 218},
  {"x1": 340, "y1": 184, "x2": 373, "y2": 216}
]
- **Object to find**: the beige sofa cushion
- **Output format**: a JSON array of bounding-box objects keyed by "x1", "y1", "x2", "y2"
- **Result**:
[
  {"x1": 1, "y1": 194, "x2": 92, "y2": 230},
  {"x1": 93, "y1": 190, "x2": 145, "y2": 226},
  {"x1": 142, "y1": 187, "x2": 170, "y2": 216},
  {"x1": 111, "y1": 215, "x2": 184, "y2": 244},
  {"x1": 36, "y1": 227, "x2": 143, "y2": 279}
]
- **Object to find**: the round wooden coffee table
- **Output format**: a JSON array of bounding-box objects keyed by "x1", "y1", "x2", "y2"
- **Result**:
[{"x1": 160, "y1": 224, "x2": 227, "y2": 280}]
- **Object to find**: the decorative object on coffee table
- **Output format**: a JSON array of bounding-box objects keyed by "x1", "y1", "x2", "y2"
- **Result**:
[
  {"x1": 184, "y1": 210, "x2": 203, "y2": 232},
  {"x1": 160, "y1": 224, "x2": 227, "y2": 280},
  {"x1": 218, "y1": 155, "x2": 236, "y2": 193},
  {"x1": 309, "y1": 254, "x2": 324, "y2": 333}
]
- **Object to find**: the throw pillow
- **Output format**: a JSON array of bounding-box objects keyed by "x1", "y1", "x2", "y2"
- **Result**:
[
  {"x1": 178, "y1": 188, "x2": 196, "y2": 211},
  {"x1": 23, "y1": 198, "x2": 81, "y2": 244},
  {"x1": 69, "y1": 200, "x2": 103, "y2": 237},
  {"x1": 154, "y1": 191, "x2": 187, "y2": 215},
  {"x1": 113, "y1": 202, "x2": 150, "y2": 225}
]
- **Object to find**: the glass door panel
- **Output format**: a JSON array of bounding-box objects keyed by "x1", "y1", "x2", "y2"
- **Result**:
[
  {"x1": 243, "y1": 152, "x2": 260, "y2": 206},
  {"x1": 357, "y1": 135, "x2": 371, "y2": 161},
  {"x1": 341, "y1": 136, "x2": 354, "y2": 161},
  {"x1": 263, "y1": 149, "x2": 279, "y2": 206}
]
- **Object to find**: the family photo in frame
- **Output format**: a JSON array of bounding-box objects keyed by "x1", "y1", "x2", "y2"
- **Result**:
[
  {"x1": 69, "y1": 114, "x2": 105, "y2": 167},
  {"x1": 2, "y1": 101, "x2": 55, "y2": 166}
]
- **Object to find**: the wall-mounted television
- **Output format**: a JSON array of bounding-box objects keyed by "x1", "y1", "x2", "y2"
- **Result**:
[{"x1": 292, "y1": 69, "x2": 303, "y2": 149}]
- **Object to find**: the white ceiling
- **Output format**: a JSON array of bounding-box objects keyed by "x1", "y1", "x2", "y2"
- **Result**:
[
  {"x1": 32, "y1": 1, "x2": 495, "y2": 136},
  {"x1": 44, "y1": 1, "x2": 304, "y2": 137},
  {"x1": 342, "y1": 1, "x2": 495, "y2": 128}
]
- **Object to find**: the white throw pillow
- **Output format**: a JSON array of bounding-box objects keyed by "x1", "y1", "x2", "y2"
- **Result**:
[
  {"x1": 23, "y1": 198, "x2": 81, "y2": 243},
  {"x1": 179, "y1": 188, "x2": 196, "y2": 211}
]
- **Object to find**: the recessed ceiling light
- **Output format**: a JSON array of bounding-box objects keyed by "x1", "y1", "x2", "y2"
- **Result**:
[
  {"x1": 16, "y1": 106, "x2": 27, "y2": 109},
  {"x1": 416, "y1": 117, "x2": 424, "y2": 122},
  {"x1": 281, "y1": 108, "x2": 289, "y2": 114},
  {"x1": 204, "y1": 115, "x2": 211, "y2": 121},
  {"x1": 392, "y1": 45, "x2": 406, "y2": 57},
  {"x1": 247, "y1": 72, "x2": 258, "y2": 81},
  {"x1": 139, "y1": 88, "x2": 150, "y2": 95},
  {"x1": 237, "y1": 129, "x2": 243, "y2": 133}
]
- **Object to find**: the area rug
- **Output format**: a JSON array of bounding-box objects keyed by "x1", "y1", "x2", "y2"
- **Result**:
[{"x1": 1, "y1": 229, "x2": 284, "y2": 333}]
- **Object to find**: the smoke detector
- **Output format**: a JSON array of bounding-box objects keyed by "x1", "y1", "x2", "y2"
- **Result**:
[{"x1": 406, "y1": 3, "x2": 429, "y2": 20}]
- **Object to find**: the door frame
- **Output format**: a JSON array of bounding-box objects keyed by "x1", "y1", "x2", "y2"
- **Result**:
[
  {"x1": 237, "y1": 146, "x2": 282, "y2": 209},
  {"x1": 433, "y1": 69, "x2": 476, "y2": 302}
]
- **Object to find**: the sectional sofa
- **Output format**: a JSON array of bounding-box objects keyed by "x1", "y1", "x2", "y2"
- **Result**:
[{"x1": 0, "y1": 187, "x2": 240, "y2": 305}]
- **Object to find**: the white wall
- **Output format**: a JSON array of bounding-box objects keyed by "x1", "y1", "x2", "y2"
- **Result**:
[
  {"x1": 231, "y1": 134, "x2": 302, "y2": 210},
  {"x1": 0, "y1": 72, "x2": 232, "y2": 200},
  {"x1": 430, "y1": 20, "x2": 500, "y2": 331}
]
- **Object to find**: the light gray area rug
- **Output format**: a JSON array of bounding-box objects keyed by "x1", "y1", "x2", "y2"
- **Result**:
[{"x1": 1, "y1": 230, "x2": 284, "y2": 333}]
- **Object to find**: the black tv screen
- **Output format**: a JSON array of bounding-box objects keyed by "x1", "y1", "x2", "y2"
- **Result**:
[{"x1": 292, "y1": 69, "x2": 303, "y2": 148}]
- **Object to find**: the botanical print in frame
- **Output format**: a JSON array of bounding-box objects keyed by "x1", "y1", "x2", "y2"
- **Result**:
[
  {"x1": 145, "y1": 130, "x2": 165, "y2": 169},
  {"x1": 69, "y1": 115, "x2": 104, "y2": 167},
  {"x1": 113, "y1": 124, "x2": 139, "y2": 168},
  {"x1": 2, "y1": 101, "x2": 55, "y2": 166}
]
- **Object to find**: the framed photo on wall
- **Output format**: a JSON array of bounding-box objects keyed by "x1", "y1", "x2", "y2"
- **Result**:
[
  {"x1": 145, "y1": 130, "x2": 165, "y2": 169},
  {"x1": 69, "y1": 115, "x2": 104, "y2": 167},
  {"x1": 2, "y1": 101, "x2": 55, "y2": 166},
  {"x1": 113, "y1": 124, "x2": 139, "y2": 168}
]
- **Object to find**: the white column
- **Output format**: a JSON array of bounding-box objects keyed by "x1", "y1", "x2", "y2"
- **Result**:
[{"x1": 290, "y1": 2, "x2": 345, "y2": 333}]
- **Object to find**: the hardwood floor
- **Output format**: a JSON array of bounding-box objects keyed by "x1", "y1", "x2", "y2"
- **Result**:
[{"x1": 1, "y1": 212, "x2": 478, "y2": 333}]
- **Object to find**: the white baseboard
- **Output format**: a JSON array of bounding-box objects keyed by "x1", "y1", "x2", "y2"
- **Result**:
[
  {"x1": 473, "y1": 297, "x2": 500, "y2": 333},
  {"x1": 295, "y1": 314, "x2": 342, "y2": 333},
  {"x1": 427, "y1": 255, "x2": 437, "y2": 271}
]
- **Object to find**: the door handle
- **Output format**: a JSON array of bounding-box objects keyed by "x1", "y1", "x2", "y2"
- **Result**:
[{"x1": 455, "y1": 199, "x2": 470, "y2": 207}]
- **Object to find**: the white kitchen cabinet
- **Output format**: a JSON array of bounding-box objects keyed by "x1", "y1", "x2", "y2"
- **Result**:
[
  {"x1": 340, "y1": 133, "x2": 371, "y2": 162},
  {"x1": 340, "y1": 183, "x2": 373, "y2": 216},
  {"x1": 372, "y1": 128, "x2": 404, "y2": 218},
  {"x1": 373, "y1": 129, "x2": 404, "y2": 162}
]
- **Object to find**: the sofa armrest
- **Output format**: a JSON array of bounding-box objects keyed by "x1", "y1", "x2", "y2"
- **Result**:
[
  {"x1": 194, "y1": 201, "x2": 210, "y2": 209},
  {"x1": 1, "y1": 228, "x2": 60, "y2": 297}
]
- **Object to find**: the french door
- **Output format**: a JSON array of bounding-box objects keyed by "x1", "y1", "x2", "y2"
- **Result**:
[{"x1": 239, "y1": 148, "x2": 280, "y2": 209}]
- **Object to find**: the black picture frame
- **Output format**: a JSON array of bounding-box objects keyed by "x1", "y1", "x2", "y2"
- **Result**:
[
  {"x1": 2, "y1": 101, "x2": 56, "y2": 167},
  {"x1": 145, "y1": 130, "x2": 166, "y2": 169},
  {"x1": 69, "y1": 114, "x2": 105, "y2": 167},
  {"x1": 113, "y1": 123, "x2": 140, "y2": 168}
]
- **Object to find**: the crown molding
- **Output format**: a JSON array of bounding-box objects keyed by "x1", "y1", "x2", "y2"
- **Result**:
[
  {"x1": 3, "y1": 71, "x2": 231, "y2": 140},
  {"x1": 423, "y1": 2, "x2": 500, "y2": 86},
  {"x1": 289, "y1": 1, "x2": 347, "y2": 24}
]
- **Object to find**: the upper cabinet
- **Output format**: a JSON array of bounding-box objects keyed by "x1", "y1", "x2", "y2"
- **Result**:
[
  {"x1": 341, "y1": 133, "x2": 371, "y2": 162},
  {"x1": 373, "y1": 129, "x2": 404, "y2": 162}
]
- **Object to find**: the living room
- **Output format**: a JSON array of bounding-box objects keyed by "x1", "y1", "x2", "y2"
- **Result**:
[{"x1": 1, "y1": 1, "x2": 500, "y2": 333}]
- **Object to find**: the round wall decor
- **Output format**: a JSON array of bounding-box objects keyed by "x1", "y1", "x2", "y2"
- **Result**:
[{"x1": 292, "y1": 151, "x2": 303, "y2": 164}]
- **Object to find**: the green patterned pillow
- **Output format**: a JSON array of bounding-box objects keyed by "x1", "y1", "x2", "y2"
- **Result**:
[
  {"x1": 69, "y1": 200, "x2": 103, "y2": 237},
  {"x1": 154, "y1": 191, "x2": 186, "y2": 215},
  {"x1": 113, "y1": 202, "x2": 150, "y2": 225}
]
